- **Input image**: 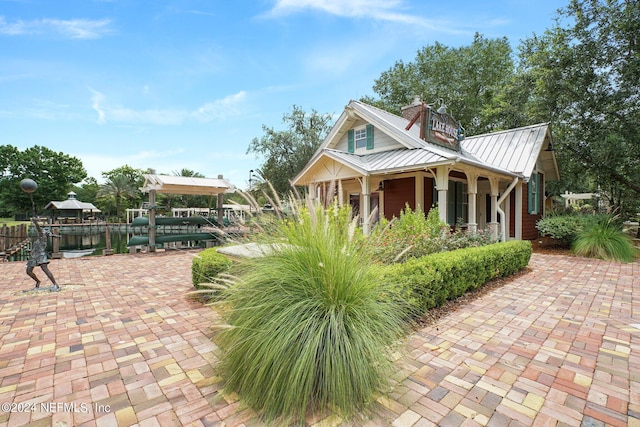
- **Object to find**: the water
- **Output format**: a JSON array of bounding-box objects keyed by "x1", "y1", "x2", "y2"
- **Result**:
[
  {"x1": 8, "y1": 228, "x2": 131, "y2": 262},
  {"x1": 53, "y1": 230, "x2": 131, "y2": 257},
  {"x1": 7, "y1": 224, "x2": 217, "y2": 262}
]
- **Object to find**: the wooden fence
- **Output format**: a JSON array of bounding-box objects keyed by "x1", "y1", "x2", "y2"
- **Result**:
[{"x1": 0, "y1": 223, "x2": 30, "y2": 261}]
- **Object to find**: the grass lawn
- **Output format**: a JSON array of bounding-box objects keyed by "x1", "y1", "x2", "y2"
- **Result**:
[{"x1": 0, "y1": 218, "x2": 29, "y2": 227}]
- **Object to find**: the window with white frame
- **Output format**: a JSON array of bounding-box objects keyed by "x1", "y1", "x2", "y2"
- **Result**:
[{"x1": 355, "y1": 128, "x2": 367, "y2": 149}]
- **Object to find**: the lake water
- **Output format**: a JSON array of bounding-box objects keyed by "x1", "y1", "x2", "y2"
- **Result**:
[{"x1": 7, "y1": 224, "x2": 220, "y2": 262}]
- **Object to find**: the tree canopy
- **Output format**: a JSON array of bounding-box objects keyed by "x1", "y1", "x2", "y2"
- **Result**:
[
  {"x1": 362, "y1": 33, "x2": 515, "y2": 136},
  {"x1": 514, "y1": 0, "x2": 640, "y2": 216},
  {"x1": 248, "y1": 105, "x2": 333, "y2": 196},
  {"x1": 362, "y1": 0, "x2": 640, "y2": 218},
  {"x1": 0, "y1": 145, "x2": 86, "y2": 216}
]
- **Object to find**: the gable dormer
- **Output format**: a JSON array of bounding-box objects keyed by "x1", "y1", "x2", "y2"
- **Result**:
[{"x1": 332, "y1": 119, "x2": 407, "y2": 154}]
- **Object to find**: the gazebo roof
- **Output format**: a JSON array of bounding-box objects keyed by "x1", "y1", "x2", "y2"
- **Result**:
[
  {"x1": 44, "y1": 192, "x2": 101, "y2": 212},
  {"x1": 140, "y1": 174, "x2": 236, "y2": 196}
]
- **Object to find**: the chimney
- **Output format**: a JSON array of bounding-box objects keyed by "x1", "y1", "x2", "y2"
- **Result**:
[{"x1": 401, "y1": 96, "x2": 424, "y2": 122}]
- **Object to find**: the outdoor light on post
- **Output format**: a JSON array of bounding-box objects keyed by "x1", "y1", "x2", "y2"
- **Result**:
[{"x1": 249, "y1": 169, "x2": 254, "y2": 212}]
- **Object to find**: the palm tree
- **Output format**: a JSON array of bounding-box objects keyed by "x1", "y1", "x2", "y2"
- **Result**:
[
  {"x1": 173, "y1": 169, "x2": 208, "y2": 209},
  {"x1": 97, "y1": 174, "x2": 139, "y2": 221}
]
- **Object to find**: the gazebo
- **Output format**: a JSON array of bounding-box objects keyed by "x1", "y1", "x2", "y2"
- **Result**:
[{"x1": 44, "y1": 192, "x2": 101, "y2": 224}]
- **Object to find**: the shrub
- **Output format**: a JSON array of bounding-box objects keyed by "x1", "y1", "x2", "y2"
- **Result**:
[
  {"x1": 215, "y1": 203, "x2": 406, "y2": 423},
  {"x1": 536, "y1": 213, "x2": 613, "y2": 245},
  {"x1": 535, "y1": 215, "x2": 584, "y2": 244},
  {"x1": 191, "y1": 248, "x2": 233, "y2": 287},
  {"x1": 442, "y1": 227, "x2": 496, "y2": 251},
  {"x1": 370, "y1": 205, "x2": 498, "y2": 263},
  {"x1": 572, "y1": 216, "x2": 636, "y2": 262},
  {"x1": 379, "y1": 240, "x2": 532, "y2": 319},
  {"x1": 369, "y1": 205, "x2": 447, "y2": 263}
]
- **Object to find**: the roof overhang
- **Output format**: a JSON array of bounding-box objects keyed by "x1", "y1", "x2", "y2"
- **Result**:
[{"x1": 140, "y1": 174, "x2": 236, "y2": 195}]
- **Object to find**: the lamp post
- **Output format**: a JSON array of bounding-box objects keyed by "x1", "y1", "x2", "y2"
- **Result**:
[{"x1": 249, "y1": 170, "x2": 254, "y2": 212}]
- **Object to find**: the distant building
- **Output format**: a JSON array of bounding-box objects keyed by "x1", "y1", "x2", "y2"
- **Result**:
[{"x1": 44, "y1": 192, "x2": 101, "y2": 224}]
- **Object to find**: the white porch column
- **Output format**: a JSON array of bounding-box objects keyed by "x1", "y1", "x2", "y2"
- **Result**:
[
  {"x1": 489, "y1": 177, "x2": 500, "y2": 240},
  {"x1": 515, "y1": 181, "x2": 523, "y2": 240},
  {"x1": 361, "y1": 176, "x2": 371, "y2": 235},
  {"x1": 435, "y1": 166, "x2": 450, "y2": 223},
  {"x1": 308, "y1": 183, "x2": 317, "y2": 203},
  {"x1": 415, "y1": 172, "x2": 424, "y2": 212},
  {"x1": 465, "y1": 172, "x2": 479, "y2": 233}
]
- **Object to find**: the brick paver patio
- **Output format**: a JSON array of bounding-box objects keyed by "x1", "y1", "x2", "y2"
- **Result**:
[{"x1": 0, "y1": 250, "x2": 638, "y2": 426}]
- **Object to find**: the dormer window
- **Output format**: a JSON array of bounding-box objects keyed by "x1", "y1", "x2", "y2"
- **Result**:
[
  {"x1": 347, "y1": 124, "x2": 374, "y2": 153},
  {"x1": 355, "y1": 128, "x2": 367, "y2": 149}
]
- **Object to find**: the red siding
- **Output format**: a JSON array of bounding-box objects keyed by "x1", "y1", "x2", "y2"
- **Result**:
[
  {"x1": 384, "y1": 177, "x2": 415, "y2": 220},
  {"x1": 424, "y1": 177, "x2": 434, "y2": 210}
]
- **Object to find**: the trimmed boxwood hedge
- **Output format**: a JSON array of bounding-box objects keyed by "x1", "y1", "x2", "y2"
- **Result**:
[
  {"x1": 192, "y1": 248, "x2": 233, "y2": 287},
  {"x1": 378, "y1": 240, "x2": 532, "y2": 319}
]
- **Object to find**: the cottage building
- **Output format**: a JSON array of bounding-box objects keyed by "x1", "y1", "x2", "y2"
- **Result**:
[{"x1": 292, "y1": 99, "x2": 559, "y2": 240}]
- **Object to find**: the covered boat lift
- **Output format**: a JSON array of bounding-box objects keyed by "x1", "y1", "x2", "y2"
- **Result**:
[{"x1": 138, "y1": 173, "x2": 235, "y2": 252}]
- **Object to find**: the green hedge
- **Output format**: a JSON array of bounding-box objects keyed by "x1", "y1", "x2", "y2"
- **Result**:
[
  {"x1": 192, "y1": 248, "x2": 233, "y2": 287},
  {"x1": 379, "y1": 240, "x2": 532, "y2": 319}
]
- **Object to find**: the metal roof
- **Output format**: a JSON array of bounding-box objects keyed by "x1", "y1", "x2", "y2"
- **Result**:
[
  {"x1": 293, "y1": 100, "x2": 558, "y2": 185},
  {"x1": 44, "y1": 193, "x2": 101, "y2": 212},
  {"x1": 461, "y1": 123, "x2": 551, "y2": 178},
  {"x1": 325, "y1": 148, "x2": 451, "y2": 175},
  {"x1": 140, "y1": 174, "x2": 236, "y2": 195}
]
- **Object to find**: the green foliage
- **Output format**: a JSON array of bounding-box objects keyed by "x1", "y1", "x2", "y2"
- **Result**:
[
  {"x1": 97, "y1": 174, "x2": 141, "y2": 221},
  {"x1": 379, "y1": 241, "x2": 532, "y2": 319},
  {"x1": 216, "y1": 202, "x2": 406, "y2": 423},
  {"x1": 191, "y1": 248, "x2": 233, "y2": 287},
  {"x1": 0, "y1": 145, "x2": 87, "y2": 216},
  {"x1": 362, "y1": 33, "x2": 515, "y2": 135},
  {"x1": 515, "y1": 0, "x2": 640, "y2": 217},
  {"x1": 369, "y1": 205, "x2": 447, "y2": 263},
  {"x1": 247, "y1": 105, "x2": 333, "y2": 196},
  {"x1": 536, "y1": 215, "x2": 585, "y2": 245},
  {"x1": 442, "y1": 227, "x2": 496, "y2": 252},
  {"x1": 369, "y1": 205, "x2": 496, "y2": 263},
  {"x1": 572, "y1": 216, "x2": 636, "y2": 262},
  {"x1": 536, "y1": 213, "x2": 613, "y2": 246},
  {"x1": 72, "y1": 177, "x2": 100, "y2": 206}
]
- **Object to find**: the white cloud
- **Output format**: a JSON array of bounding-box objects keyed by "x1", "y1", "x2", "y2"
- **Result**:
[
  {"x1": 89, "y1": 89, "x2": 248, "y2": 125},
  {"x1": 194, "y1": 91, "x2": 247, "y2": 121},
  {"x1": 0, "y1": 16, "x2": 114, "y2": 39},
  {"x1": 90, "y1": 89, "x2": 107, "y2": 125},
  {"x1": 266, "y1": 0, "x2": 443, "y2": 29}
]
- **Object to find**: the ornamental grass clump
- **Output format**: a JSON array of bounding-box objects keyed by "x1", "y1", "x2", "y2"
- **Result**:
[
  {"x1": 215, "y1": 202, "x2": 407, "y2": 423},
  {"x1": 572, "y1": 215, "x2": 636, "y2": 262}
]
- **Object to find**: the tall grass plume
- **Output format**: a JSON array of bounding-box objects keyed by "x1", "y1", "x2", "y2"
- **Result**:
[{"x1": 215, "y1": 202, "x2": 406, "y2": 423}]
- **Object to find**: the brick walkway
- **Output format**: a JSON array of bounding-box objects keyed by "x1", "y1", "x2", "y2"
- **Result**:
[{"x1": 0, "y1": 251, "x2": 638, "y2": 426}]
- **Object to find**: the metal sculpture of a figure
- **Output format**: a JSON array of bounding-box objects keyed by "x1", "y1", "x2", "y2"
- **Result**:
[{"x1": 26, "y1": 218, "x2": 60, "y2": 292}]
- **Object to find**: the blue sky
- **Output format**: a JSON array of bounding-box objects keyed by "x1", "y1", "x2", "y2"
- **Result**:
[{"x1": 1, "y1": 0, "x2": 566, "y2": 188}]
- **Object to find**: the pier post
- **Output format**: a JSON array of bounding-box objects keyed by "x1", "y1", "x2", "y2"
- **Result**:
[
  {"x1": 103, "y1": 225, "x2": 114, "y2": 256},
  {"x1": 51, "y1": 227, "x2": 62, "y2": 259}
]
